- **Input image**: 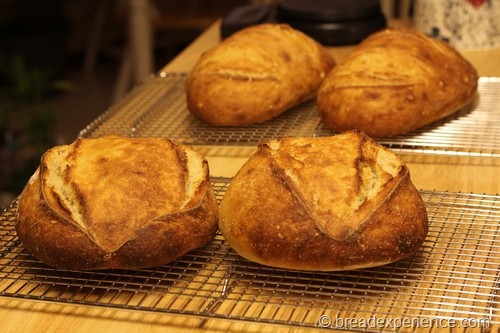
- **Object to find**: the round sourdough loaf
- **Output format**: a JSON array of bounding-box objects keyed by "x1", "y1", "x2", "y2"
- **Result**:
[
  {"x1": 317, "y1": 28, "x2": 478, "y2": 137},
  {"x1": 15, "y1": 136, "x2": 218, "y2": 270},
  {"x1": 219, "y1": 131, "x2": 428, "y2": 271},
  {"x1": 186, "y1": 23, "x2": 335, "y2": 126}
]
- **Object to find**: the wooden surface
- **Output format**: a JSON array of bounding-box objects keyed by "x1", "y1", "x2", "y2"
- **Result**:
[{"x1": 1, "y1": 19, "x2": 499, "y2": 333}]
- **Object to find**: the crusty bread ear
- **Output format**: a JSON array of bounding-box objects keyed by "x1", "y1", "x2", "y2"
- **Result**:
[
  {"x1": 16, "y1": 136, "x2": 219, "y2": 270},
  {"x1": 317, "y1": 28, "x2": 478, "y2": 137},
  {"x1": 219, "y1": 131, "x2": 428, "y2": 271},
  {"x1": 186, "y1": 23, "x2": 335, "y2": 126}
]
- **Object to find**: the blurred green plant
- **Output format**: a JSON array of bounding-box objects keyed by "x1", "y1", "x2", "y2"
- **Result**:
[{"x1": 0, "y1": 54, "x2": 73, "y2": 197}]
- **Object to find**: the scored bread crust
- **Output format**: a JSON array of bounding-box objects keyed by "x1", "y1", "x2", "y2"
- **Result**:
[
  {"x1": 317, "y1": 28, "x2": 478, "y2": 138},
  {"x1": 15, "y1": 136, "x2": 218, "y2": 270},
  {"x1": 219, "y1": 131, "x2": 428, "y2": 271},
  {"x1": 186, "y1": 23, "x2": 335, "y2": 126}
]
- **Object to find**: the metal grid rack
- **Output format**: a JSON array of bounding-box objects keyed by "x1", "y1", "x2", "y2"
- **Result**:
[
  {"x1": 79, "y1": 73, "x2": 500, "y2": 158},
  {"x1": 1, "y1": 178, "x2": 499, "y2": 332},
  {"x1": 79, "y1": 72, "x2": 320, "y2": 144}
]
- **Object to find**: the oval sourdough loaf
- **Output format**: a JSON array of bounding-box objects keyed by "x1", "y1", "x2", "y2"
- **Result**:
[
  {"x1": 186, "y1": 23, "x2": 335, "y2": 126},
  {"x1": 317, "y1": 28, "x2": 478, "y2": 137},
  {"x1": 219, "y1": 131, "x2": 428, "y2": 271},
  {"x1": 16, "y1": 136, "x2": 218, "y2": 270}
]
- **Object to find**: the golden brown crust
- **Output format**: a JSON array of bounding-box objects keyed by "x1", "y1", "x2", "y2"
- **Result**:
[
  {"x1": 219, "y1": 131, "x2": 428, "y2": 271},
  {"x1": 15, "y1": 136, "x2": 218, "y2": 270},
  {"x1": 317, "y1": 28, "x2": 478, "y2": 138},
  {"x1": 186, "y1": 23, "x2": 335, "y2": 126}
]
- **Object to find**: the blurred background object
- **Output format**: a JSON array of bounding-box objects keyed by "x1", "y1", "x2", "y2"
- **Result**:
[
  {"x1": 221, "y1": 0, "x2": 392, "y2": 45},
  {"x1": 413, "y1": 0, "x2": 500, "y2": 50}
]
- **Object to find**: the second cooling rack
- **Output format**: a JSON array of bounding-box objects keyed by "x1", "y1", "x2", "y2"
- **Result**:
[
  {"x1": 1, "y1": 179, "x2": 499, "y2": 332},
  {"x1": 79, "y1": 73, "x2": 500, "y2": 158}
]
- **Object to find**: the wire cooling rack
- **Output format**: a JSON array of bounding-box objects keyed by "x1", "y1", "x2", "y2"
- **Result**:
[
  {"x1": 1, "y1": 178, "x2": 499, "y2": 332},
  {"x1": 79, "y1": 73, "x2": 500, "y2": 158},
  {"x1": 79, "y1": 72, "x2": 320, "y2": 144}
]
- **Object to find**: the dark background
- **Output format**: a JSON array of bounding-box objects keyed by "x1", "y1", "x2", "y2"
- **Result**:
[{"x1": 0, "y1": 0, "x2": 252, "y2": 205}]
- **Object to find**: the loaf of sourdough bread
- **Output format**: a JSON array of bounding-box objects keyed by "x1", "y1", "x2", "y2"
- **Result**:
[
  {"x1": 15, "y1": 136, "x2": 218, "y2": 270},
  {"x1": 219, "y1": 131, "x2": 428, "y2": 271},
  {"x1": 186, "y1": 23, "x2": 335, "y2": 126},
  {"x1": 317, "y1": 28, "x2": 478, "y2": 137}
]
